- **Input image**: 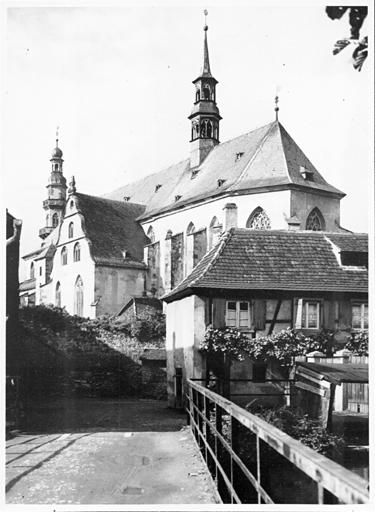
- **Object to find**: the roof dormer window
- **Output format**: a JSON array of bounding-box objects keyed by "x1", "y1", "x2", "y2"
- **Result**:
[
  {"x1": 175, "y1": 195, "x2": 182, "y2": 202},
  {"x1": 155, "y1": 184, "x2": 162, "y2": 193},
  {"x1": 235, "y1": 152, "x2": 244, "y2": 161},
  {"x1": 300, "y1": 165, "x2": 314, "y2": 181},
  {"x1": 191, "y1": 170, "x2": 199, "y2": 179},
  {"x1": 123, "y1": 196, "x2": 130, "y2": 202},
  {"x1": 217, "y1": 178, "x2": 226, "y2": 188}
]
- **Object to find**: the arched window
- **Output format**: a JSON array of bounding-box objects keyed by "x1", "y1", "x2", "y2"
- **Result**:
[
  {"x1": 209, "y1": 216, "x2": 222, "y2": 249},
  {"x1": 207, "y1": 121, "x2": 212, "y2": 138},
  {"x1": 186, "y1": 222, "x2": 195, "y2": 235},
  {"x1": 200, "y1": 121, "x2": 206, "y2": 138},
  {"x1": 306, "y1": 207, "x2": 325, "y2": 231},
  {"x1": 73, "y1": 242, "x2": 81, "y2": 262},
  {"x1": 166, "y1": 229, "x2": 173, "y2": 239},
  {"x1": 147, "y1": 226, "x2": 155, "y2": 243},
  {"x1": 203, "y1": 86, "x2": 210, "y2": 100},
  {"x1": 74, "y1": 276, "x2": 84, "y2": 316},
  {"x1": 54, "y1": 163, "x2": 59, "y2": 171},
  {"x1": 61, "y1": 246, "x2": 68, "y2": 265},
  {"x1": 55, "y1": 282, "x2": 61, "y2": 307},
  {"x1": 68, "y1": 222, "x2": 74, "y2": 238},
  {"x1": 70, "y1": 200, "x2": 74, "y2": 209},
  {"x1": 30, "y1": 261, "x2": 35, "y2": 280},
  {"x1": 52, "y1": 213, "x2": 59, "y2": 227},
  {"x1": 246, "y1": 207, "x2": 271, "y2": 230},
  {"x1": 195, "y1": 89, "x2": 200, "y2": 102}
]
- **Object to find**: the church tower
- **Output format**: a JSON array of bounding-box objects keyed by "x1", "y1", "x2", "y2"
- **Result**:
[
  {"x1": 39, "y1": 133, "x2": 67, "y2": 239},
  {"x1": 189, "y1": 13, "x2": 221, "y2": 168}
]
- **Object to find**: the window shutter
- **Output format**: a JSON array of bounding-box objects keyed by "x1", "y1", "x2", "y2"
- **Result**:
[
  {"x1": 212, "y1": 298, "x2": 226, "y2": 328},
  {"x1": 323, "y1": 300, "x2": 336, "y2": 330},
  {"x1": 294, "y1": 298, "x2": 303, "y2": 329},
  {"x1": 338, "y1": 300, "x2": 352, "y2": 330},
  {"x1": 253, "y1": 300, "x2": 266, "y2": 330}
]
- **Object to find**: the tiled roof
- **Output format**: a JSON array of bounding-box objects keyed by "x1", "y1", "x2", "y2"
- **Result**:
[
  {"x1": 326, "y1": 233, "x2": 368, "y2": 253},
  {"x1": 117, "y1": 296, "x2": 163, "y2": 315},
  {"x1": 106, "y1": 121, "x2": 345, "y2": 220},
  {"x1": 163, "y1": 229, "x2": 368, "y2": 302},
  {"x1": 73, "y1": 193, "x2": 149, "y2": 267}
]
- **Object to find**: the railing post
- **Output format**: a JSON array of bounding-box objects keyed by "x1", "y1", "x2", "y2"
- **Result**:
[
  {"x1": 256, "y1": 435, "x2": 261, "y2": 504},
  {"x1": 230, "y1": 415, "x2": 239, "y2": 503}
]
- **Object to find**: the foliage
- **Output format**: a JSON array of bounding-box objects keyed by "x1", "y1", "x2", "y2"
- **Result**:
[
  {"x1": 200, "y1": 326, "x2": 339, "y2": 367},
  {"x1": 326, "y1": 6, "x2": 368, "y2": 71},
  {"x1": 250, "y1": 405, "x2": 345, "y2": 460},
  {"x1": 127, "y1": 309, "x2": 166, "y2": 344},
  {"x1": 345, "y1": 330, "x2": 368, "y2": 356}
]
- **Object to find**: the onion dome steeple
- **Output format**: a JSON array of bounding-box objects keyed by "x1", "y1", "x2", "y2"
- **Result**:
[
  {"x1": 189, "y1": 10, "x2": 222, "y2": 168},
  {"x1": 39, "y1": 128, "x2": 67, "y2": 240}
]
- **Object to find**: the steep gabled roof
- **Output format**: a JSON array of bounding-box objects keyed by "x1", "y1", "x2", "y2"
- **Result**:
[
  {"x1": 163, "y1": 229, "x2": 368, "y2": 302},
  {"x1": 73, "y1": 193, "x2": 149, "y2": 268},
  {"x1": 106, "y1": 121, "x2": 345, "y2": 221}
]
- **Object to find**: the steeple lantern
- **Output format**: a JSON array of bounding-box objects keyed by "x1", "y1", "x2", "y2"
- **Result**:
[{"x1": 189, "y1": 12, "x2": 222, "y2": 168}]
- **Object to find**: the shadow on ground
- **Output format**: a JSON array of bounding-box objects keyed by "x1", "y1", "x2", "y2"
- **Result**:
[{"x1": 16, "y1": 397, "x2": 186, "y2": 435}]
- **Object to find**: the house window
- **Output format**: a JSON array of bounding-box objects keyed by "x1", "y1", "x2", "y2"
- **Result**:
[
  {"x1": 61, "y1": 246, "x2": 68, "y2": 265},
  {"x1": 68, "y1": 222, "x2": 74, "y2": 238},
  {"x1": 300, "y1": 300, "x2": 320, "y2": 329},
  {"x1": 73, "y1": 242, "x2": 81, "y2": 262},
  {"x1": 226, "y1": 301, "x2": 251, "y2": 329},
  {"x1": 352, "y1": 303, "x2": 368, "y2": 330},
  {"x1": 30, "y1": 262, "x2": 35, "y2": 280}
]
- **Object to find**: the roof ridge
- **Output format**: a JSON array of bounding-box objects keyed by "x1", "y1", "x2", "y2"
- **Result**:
[
  {"x1": 76, "y1": 192, "x2": 145, "y2": 209},
  {"x1": 217, "y1": 120, "x2": 276, "y2": 149}
]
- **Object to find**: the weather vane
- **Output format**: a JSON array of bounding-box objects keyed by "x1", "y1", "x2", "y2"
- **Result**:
[
  {"x1": 274, "y1": 96, "x2": 279, "y2": 121},
  {"x1": 56, "y1": 126, "x2": 60, "y2": 145}
]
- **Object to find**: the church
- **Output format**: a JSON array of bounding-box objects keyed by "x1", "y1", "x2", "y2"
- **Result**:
[{"x1": 20, "y1": 18, "x2": 366, "y2": 326}]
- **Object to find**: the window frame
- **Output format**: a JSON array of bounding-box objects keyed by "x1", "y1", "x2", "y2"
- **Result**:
[
  {"x1": 61, "y1": 246, "x2": 68, "y2": 266},
  {"x1": 68, "y1": 222, "x2": 74, "y2": 239},
  {"x1": 295, "y1": 298, "x2": 321, "y2": 330},
  {"x1": 73, "y1": 242, "x2": 81, "y2": 262},
  {"x1": 225, "y1": 300, "x2": 252, "y2": 330},
  {"x1": 351, "y1": 302, "x2": 368, "y2": 330}
]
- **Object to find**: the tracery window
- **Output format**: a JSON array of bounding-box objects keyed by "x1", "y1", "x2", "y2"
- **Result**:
[
  {"x1": 306, "y1": 208, "x2": 325, "y2": 231},
  {"x1": 209, "y1": 216, "x2": 222, "y2": 249},
  {"x1": 61, "y1": 246, "x2": 68, "y2": 265},
  {"x1": 68, "y1": 222, "x2": 74, "y2": 238},
  {"x1": 73, "y1": 242, "x2": 81, "y2": 262},
  {"x1": 147, "y1": 226, "x2": 155, "y2": 243},
  {"x1": 246, "y1": 207, "x2": 271, "y2": 230}
]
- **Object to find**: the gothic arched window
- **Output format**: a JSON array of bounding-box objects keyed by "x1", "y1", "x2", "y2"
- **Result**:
[
  {"x1": 74, "y1": 276, "x2": 84, "y2": 316},
  {"x1": 209, "y1": 216, "x2": 222, "y2": 249},
  {"x1": 73, "y1": 242, "x2": 81, "y2": 262},
  {"x1": 246, "y1": 207, "x2": 271, "y2": 230},
  {"x1": 61, "y1": 246, "x2": 68, "y2": 265},
  {"x1": 203, "y1": 86, "x2": 210, "y2": 100},
  {"x1": 147, "y1": 226, "x2": 155, "y2": 243},
  {"x1": 52, "y1": 213, "x2": 59, "y2": 227},
  {"x1": 30, "y1": 261, "x2": 35, "y2": 280},
  {"x1": 196, "y1": 89, "x2": 200, "y2": 102},
  {"x1": 55, "y1": 281, "x2": 61, "y2": 307},
  {"x1": 207, "y1": 122, "x2": 212, "y2": 138},
  {"x1": 200, "y1": 121, "x2": 206, "y2": 138},
  {"x1": 186, "y1": 222, "x2": 195, "y2": 235},
  {"x1": 306, "y1": 208, "x2": 325, "y2": 231},
  {"x1": 68, "y1": 222, "x2": 74, "y2": 239}
]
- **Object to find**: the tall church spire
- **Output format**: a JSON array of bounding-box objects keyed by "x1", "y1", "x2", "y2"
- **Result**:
[
  {"x1": 189, "y1": 10, "x2": 221, "y2": 168},
  {"x1": 39, "y1": 131, "x2": 67, "y2": 239}
]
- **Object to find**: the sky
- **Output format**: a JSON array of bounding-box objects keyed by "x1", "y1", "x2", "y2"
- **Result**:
[{"x1": 2, "y1": 0, "x2": 372, "y2": 257}]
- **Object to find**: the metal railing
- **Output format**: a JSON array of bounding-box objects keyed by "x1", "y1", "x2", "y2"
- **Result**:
[{"x1": 186, "y1": 379, "x2": 369, "y2": 505}]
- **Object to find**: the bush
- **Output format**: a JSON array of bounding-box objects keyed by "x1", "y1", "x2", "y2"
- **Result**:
[
  {"x1": 345, "y1": 330, "x2": 368, "y2": 356},
  {"x1": 249, "y1": 404, "x2": 345, "y2": 461}
]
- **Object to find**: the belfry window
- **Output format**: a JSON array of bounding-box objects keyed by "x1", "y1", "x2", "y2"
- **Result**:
[
  {"x1": 54, "y1": 163, "x2": 59, "y2": 171},
  {"x1": 52, "y1": 213, "x2": 59, "y2": 227},
  {"x1": 306, "y1": 208, "x2": 325, "y2": 231},
  {"x1": 203, "y1": 86, "x2": 210, "y2": 100},
  {"x1": 61, "y1": 246, "x2": 68, "y2": 265},
  {"x1": 68, "y1": 222, "x2": 74, "y2": 238},
  {"x1": 246, "y1": 207, "x2": 271, "y2": 230},
  {"x1": 73, "y1": 242, "x2": 81, "y2": 262},
  {"x1": 196, "y1": 90, "x2": 200, "y2": 102}
]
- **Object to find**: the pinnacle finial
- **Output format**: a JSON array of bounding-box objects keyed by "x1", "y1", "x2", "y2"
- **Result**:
[
  {"x1": 204, "y1": 9, "x2": 208, "y2": 30},
  {"x1": 68, "y1": 175, "x2": 76, "y2": 195},
  {"x1": 274, "y1": 96, "x2": 279, "y2": 121}
]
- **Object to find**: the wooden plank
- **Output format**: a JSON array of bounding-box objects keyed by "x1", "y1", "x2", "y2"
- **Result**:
[{"x1": 295, "y1": 381, "x2": 327, "y2": 397}]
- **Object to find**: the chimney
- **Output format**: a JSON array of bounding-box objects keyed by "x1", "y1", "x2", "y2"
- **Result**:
[
  {"x1": 287, "y1": 215, "x2": 301, "y2": 231},
  {"x1": 223, "y1": 203, "x2": 238, "y2": 231}
]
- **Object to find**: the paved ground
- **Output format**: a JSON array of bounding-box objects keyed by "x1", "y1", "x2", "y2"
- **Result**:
[{"x1": 6, "y1": 398, "x2": 218, "y2": 505}]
